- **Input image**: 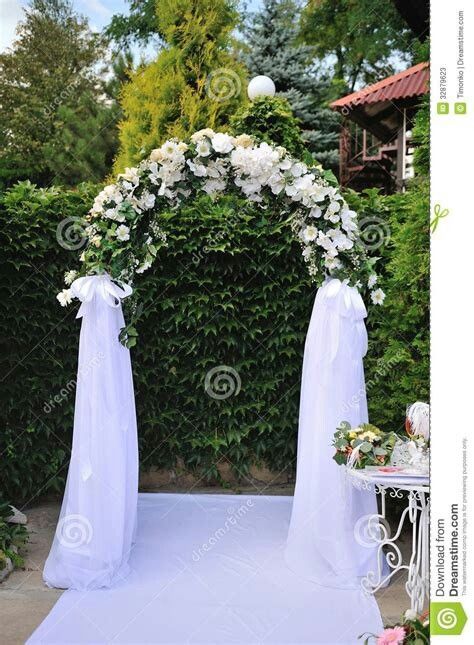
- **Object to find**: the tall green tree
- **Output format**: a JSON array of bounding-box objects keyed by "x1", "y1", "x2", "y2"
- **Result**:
[
  {"x1": 300, "y1": 0, "x2": 413, "y2": 93},
  {"x1": 242, "y1": 0, "x2": 339, "y2": 168},
  {"x1": 106, "y1": 0, "x2": 159, "y2": 47},
  {"x1": 0, "y1": 0, "x2": 117, "y2": 187},
  {"x1": 114, "y1": 0, "x2": 246, "y2": 171}
]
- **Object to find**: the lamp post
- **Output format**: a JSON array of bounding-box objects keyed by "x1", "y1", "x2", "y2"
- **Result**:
[{"x1": 247, "y1": 75, "x2": 276, "y2": 100}]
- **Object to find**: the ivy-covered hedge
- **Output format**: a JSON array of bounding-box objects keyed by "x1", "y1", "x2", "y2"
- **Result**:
[
  {"x1": 346, "y1": 182, "x2": 429, "y2": 434},
  {"x1": 0, "y1": 180, "x2": 428, "y2": 503}
]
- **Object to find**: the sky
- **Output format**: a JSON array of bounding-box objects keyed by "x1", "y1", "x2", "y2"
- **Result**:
[{"x1": 0, "y1": 0, "x2": 262, "y2": 52}]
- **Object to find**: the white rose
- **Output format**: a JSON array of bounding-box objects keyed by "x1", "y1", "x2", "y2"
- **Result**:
[
  {"x1": 149, "y1": 148, "x2": 165, "y2": 163},
  {"x1": 140, "y1": 191, "x2": 156, "y2": 210},
  {"x1": 302, "y1": 225, "x2": 318, "y2": 243},
  {"x1": 118, "y1": 167, "x2": 139, "y2": 185},
  {"x1": 233, "y1": 134, "x2": 253, "y2": 148},
  {"x1": 57, "y1": 289, "x2": 73, "y2": 307},
  {"x1": 191, "y1": 128, "x2": 215, "y2": 142},
  {"x1": 64, "y1": 270, "x2": 77, "y2": 286},
  {"x1": 211, "y1": 133, "x2": 234, "y2": 154},
  {"x1": 115, "y1": 224, "x2": 130, "y2": 242}
]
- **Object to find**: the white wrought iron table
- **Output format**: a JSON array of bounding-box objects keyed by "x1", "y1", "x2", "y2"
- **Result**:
[{"x1": 345, "y1": 467, "x2": 429, "y2": 613}]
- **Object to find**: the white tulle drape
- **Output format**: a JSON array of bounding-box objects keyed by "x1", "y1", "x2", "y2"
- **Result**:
[
  {"x1": 43, "y1": 274, "x2": 138, "y2": 591},
  {"x1": 285, "y1": 278, "x2": 379, "y2": 589}
]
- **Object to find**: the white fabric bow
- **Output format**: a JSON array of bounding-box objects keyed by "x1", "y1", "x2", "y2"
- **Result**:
[
  {"x1": 313, "y1": 278, "x2": 368, "y2": 363},
  {"x1": 71, "y1": 274, "x2": 133, "y2": 318}
]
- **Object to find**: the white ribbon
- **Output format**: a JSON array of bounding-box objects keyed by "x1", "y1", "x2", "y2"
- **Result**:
[
  {"x1": 313, "y1": 278, "x2": 368, "y2": 364},
  {"x1": 70, "y1": 274, "x2": 133, "y2": 482},
  {"x1": 71, "y1": 274, "x2": 132, "y2": 318}
]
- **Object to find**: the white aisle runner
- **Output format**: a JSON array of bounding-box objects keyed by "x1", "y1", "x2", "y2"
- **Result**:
[{"x1": 28, "y1": 493, "x2": 382, "y2": 644}]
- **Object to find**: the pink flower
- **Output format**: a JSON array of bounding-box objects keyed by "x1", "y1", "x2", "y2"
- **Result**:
[{"x1": 376, "y1": 627, "x2": 405, "y2": 645}]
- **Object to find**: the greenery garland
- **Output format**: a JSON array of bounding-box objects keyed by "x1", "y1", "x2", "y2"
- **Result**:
[{"x1": 58, "y1": 130, "x2": 385, "y2": 342}]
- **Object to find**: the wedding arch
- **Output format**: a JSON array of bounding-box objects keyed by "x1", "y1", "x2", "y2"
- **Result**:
[{"x1": 45, "y1": 130, "x2": 384, "y2": 592}]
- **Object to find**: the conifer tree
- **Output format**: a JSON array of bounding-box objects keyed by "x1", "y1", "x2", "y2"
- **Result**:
[
  {"x1": 0, "y1": 0, "x2": 117, "y2": 187},
  {"x1": 241, "y1": 0, "x2": 339, "y2": 169},
  {"x1": 114, "y1": 0, "x2": 246, "y2": 171}
]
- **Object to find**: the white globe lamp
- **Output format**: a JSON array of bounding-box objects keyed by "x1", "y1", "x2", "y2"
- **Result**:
[{"x1": 247, "y1": 75, "x2": 276, "y2": 100}]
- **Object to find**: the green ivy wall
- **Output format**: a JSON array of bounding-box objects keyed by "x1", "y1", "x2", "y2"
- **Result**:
[{"x1": 0, "y1": 181, "x2": 428, "y2": 503}]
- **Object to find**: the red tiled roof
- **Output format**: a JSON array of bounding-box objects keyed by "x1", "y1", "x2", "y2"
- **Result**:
[{"x1": 330, "y1": 62, "x2": 429, "y2": 109}]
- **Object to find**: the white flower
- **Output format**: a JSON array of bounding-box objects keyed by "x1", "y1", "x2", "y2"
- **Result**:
[
  {"x1": 327, "y1": 201, "x2": 341, "y2": 213},
  {"x1": 162, "y1": 140, "x2": 179, "y2": 156},
  {"x1": 116, "y1": 224, "x2": 130, "y2": 242},
  {"x1": 104, "y1": 207, "x2": 125, "y2": 222},
  {"x1": 359, "y1": 430, "x2": 378, "y2": 443},
  {"x1": 302, "y1": 225, "x2": 318, "y2": 243},
  {"x1": 149, "y1": 148, "x2": 165, "y2": 163},
  {"x1": 404, "y1": 609, "x2": 417, "y2": 622},
  {"x1": 279, "y1": 157, "x2": 292, "y2": 171},
  {"x1": 191, "y1": 128, "x2": 215, "y2": 142},
  {"x1": 302, "y1": 246, "x2": 312, "y2": 258},
  {"x1": 187, "y1": 160, "x2": 207, "y2": 177},
  {"x1": 139, "y1": 191, "x2": 156, "y2": 211},
  {"x1": 233, "y1": 134, "x2": 253, "y2": 148},
  {"x1": 136, "y1": 259, "x2": 152, "y2": 274},
  {"x1": 202, "y1": 178, "x2": 226, "y2": 195},
  {"x1": 340, "y1": 208, "x2": 358, "y2": 234},
  {"x1": 195, "y1": 140, "x2": 211, "y2": 157},
  {"x1": 118, "y1": 167, "x2": 139, "y2": 186},
  {"x1": 64, "y1": 270, "x2": 77, "y2": 286},
  {"x1": 57, "y1": 289, "x2": 73, "y2": 307},
  {"x1": 290, "y1": 162, "x2": 307, "y2": 177},
  {"x1": 211, "y1": 133, "x2": 234, "y2": 154},
  {"x1": 324, "y1": 255, "x2": 342, "y2": 271},
  {"x1": 371, "y1": 288, "x2": 385, "y2": 305},
  {"x1": 368, "y1": 274, "x2": 378, "y2": 288},
  {"x1": 309, "y1": 207, "x2": 322, "y2": 218}
]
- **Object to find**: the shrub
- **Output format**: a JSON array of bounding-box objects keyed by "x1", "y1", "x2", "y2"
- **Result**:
[
  {"x1": 0, "y1": 499, "x2": 28, "y2": 571},
  {"x1": 346, "y1": 183, "x2": 429, "y2": 434},
  {"x1": 230, "y1": 96, "x2": 309, "y2": 160},
  {"x1": 0, "y1": 182, "x2": 98, "y2": 502},
  {"x1": 114, "y1": 0, "x2": 246, "y2": 171}
]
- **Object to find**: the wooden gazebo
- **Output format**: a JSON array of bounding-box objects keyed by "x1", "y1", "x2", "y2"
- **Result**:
[{"x1": 330, "y1": 62, "x2": 429, "y2": 193}]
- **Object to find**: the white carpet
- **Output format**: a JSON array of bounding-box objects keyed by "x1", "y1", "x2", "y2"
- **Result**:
[{"x1": 28, "y1": 493, "x2": 383, "y2": 644}]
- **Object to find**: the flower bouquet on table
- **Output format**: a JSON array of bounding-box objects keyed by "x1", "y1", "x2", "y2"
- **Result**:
[
  {"x1": 332, "y1": 421, "x2": 398, "y2": 469},
  {"x1": 360, "y1": 610, "x2": 429, "y2": 644}
]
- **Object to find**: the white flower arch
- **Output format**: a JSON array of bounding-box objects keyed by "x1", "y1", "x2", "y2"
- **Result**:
[{"x1": 59, "y1": 130, "x2": 384, "y2": 314}]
